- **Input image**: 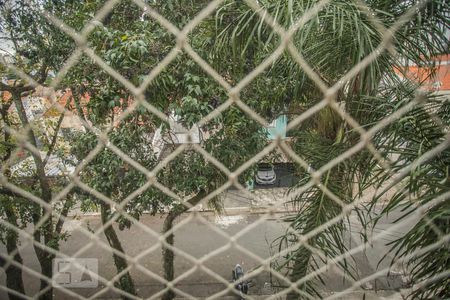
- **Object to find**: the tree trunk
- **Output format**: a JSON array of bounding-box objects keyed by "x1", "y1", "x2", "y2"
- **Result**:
[
  {"x1": 1, "y1": 101, "x2": 26, "y2": 299},
  {"x1": 4, "y1": 224, "x2": 26, "y2": 300},
  {"x1": 286, "y1": 246, "x2": 313, "y2": 300},
  {"x1": 161, "y1": 190, "x2": 207, "y2": 300},
  {"x1": 161, "y1": 211, "x2": 177, "y2": 300},
  {"x1": 37, "y1": 250, "x2": 53, "y2": 300},
  {"x1": 32, "y1": 211, "x2": 54, "y2": 300},
  {"x1": 71, "y1": 87, "x2": 88, "y2": 123},
  {"x1": 100, "y1": 202, "x2": 136, "y2": 299},
  {"x1": 13, "y1": 92, "x2": 55, "y2": 300}
]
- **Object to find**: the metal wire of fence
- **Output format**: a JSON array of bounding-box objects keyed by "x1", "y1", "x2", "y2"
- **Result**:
[{"x1": 0, "y1": 0, "x2": 449, "y2": 299}]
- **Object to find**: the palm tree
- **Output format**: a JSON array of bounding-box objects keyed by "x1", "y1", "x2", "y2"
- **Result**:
[{"x1": 212, "y1": 0, "x2": 449, "y2": 298}]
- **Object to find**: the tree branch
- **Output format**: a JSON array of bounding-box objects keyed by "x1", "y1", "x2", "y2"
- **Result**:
[
  {"x1": 0, "y1": 77, "x2": 39, "y2": 94},
  {"x1": 55, "y1": 196, "x2": 73, "y2": 235},
  {"x1": 1, "y1": 100, "x2": 13, "y2": 164},
  {"x1": 11, "y1": 91, "x2": 52, "y2": 203},
  {"x1": 35, "y1": 64, "x2": 48, "y2": 85},
  {"x1": 0, "y1": 187, "x2": 28, "y2": 199},
  {"x1": 72, "y1": 87, "x2": 88, "y2": 123},
  {"x1": 179, "y1": 188, "x2": 208, "y2": 215},
  {"x1": 0, "y1": 81, "x2": 16, "y2": 93},
  {"x1": 43, "y1": 98, "x2": 71, "y2": 166}
]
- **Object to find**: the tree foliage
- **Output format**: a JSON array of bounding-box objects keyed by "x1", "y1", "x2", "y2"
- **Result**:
[
  {"x1": 213, "y1": 0, "x2": 449, "y2": 298},
  {"x1": 1, "y1": 0, "x2": 448, "y2": 299}
]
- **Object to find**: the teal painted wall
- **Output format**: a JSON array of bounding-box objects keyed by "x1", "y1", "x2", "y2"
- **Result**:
[{"x1": 266, "y1": 115, "x2": 287, "y2": 140}]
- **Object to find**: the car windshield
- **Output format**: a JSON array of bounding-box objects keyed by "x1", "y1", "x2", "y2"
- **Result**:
[{"x1": 258, "y1": 163, "x2": 273, "y2": 171}]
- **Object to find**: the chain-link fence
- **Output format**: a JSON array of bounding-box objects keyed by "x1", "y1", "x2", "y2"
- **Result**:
[{"x1": 0, "y1": 0, "x2": 449, "y2": 299}]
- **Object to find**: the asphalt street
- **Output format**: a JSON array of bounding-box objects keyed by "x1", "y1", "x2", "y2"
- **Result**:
[{"x1": 0, "y1": 204, "x2": 413, "y2": 299}]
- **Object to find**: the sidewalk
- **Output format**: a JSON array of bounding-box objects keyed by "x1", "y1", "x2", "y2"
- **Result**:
[
  {"x1": 190, "y1": 187, "x2": 293, "y2": 213},
  {"x1": 67, "y1": 187, "x2": 293, "y2": 217},
  {"x1": 68, "y1": 185, "x2": 391, "y2": 217},
  {"x1": 172, "y1": 290, "x2": 406, "y2": 300}
]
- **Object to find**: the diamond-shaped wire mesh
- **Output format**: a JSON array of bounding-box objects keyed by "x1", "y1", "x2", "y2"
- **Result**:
[{"x1": 0, "y1": 0, "x2": 449, "y2": 299}]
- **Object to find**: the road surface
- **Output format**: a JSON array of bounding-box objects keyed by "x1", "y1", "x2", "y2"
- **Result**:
[{"x1": 0, "y1": 205, "x2": 412, "y2": 299}]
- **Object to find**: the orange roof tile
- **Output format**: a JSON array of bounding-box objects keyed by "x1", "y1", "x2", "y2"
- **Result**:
[
  {"x1": 395, "y1": 55, "x2": 450, "y2": 92},
  {"x1": 2, "y1": 91, "x2": 12, "y2": 103}
]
